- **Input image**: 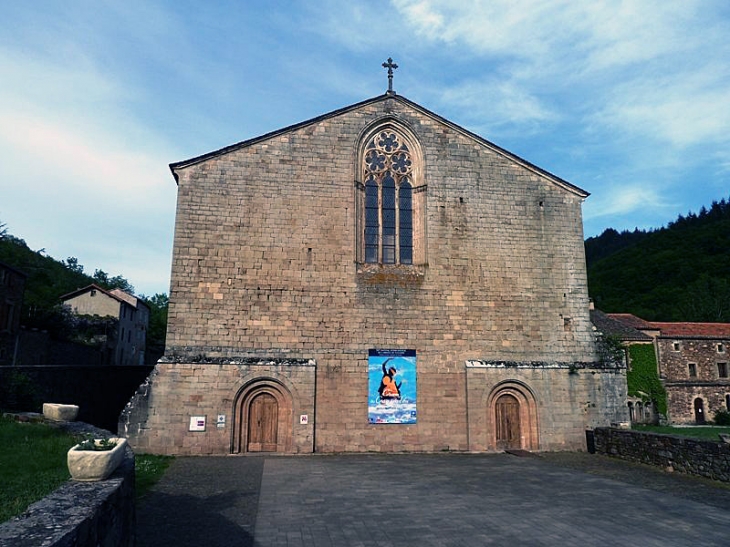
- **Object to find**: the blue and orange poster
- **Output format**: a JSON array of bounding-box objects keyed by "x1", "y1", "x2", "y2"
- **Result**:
[{"x1": 368, "y1": 349, "x2": 417, "y2": 424}]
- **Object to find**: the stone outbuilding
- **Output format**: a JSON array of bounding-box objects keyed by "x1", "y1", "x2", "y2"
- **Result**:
[{"x1": 609, "y1": 313, "x2": 730, "y2": 424}]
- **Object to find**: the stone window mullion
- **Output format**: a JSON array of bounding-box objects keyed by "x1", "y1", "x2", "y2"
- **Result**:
[{"x1": 360, "y1": 126, "x2": 421, "y2": 266}]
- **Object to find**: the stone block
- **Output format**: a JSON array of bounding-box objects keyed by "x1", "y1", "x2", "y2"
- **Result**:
[{"x1": 43, "y1": 403, "x2": 79, "y2": 422}]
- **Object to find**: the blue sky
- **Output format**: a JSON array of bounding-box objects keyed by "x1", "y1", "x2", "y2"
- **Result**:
[{"x1": 1, "y1": 1, "x2": 729, "y2": 296}]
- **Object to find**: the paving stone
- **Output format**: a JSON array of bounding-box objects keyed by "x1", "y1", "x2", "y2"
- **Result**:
[{"x1": 136, "y1": 453, "x2": 730, "y2": 547}]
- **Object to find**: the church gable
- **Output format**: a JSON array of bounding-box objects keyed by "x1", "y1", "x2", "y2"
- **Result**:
[
  {"x1": 171, "y1": 93, "x2": 586, "y2": 199},
  {"x1": 166, "y1": 94, "x2": 595, "y2": 363},
  {"x1": 122, "y1": 86, "x2": 628, "y2": 457}
]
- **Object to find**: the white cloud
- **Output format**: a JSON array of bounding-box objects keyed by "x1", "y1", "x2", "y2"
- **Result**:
[
  {"x1": 438, "y1": 77, "x2": 558, "y2": 133},
  {"x1": 0, "y1": 41, "x2": 178, "y2": 296},
  {"x1": 583, "y1": 183, "x2": 667, "y2": 221},
  {"x1": 593, "y1": 65, "x2": 730, "y2": 148},
  {"x1": 391, "y1": 1, "x2": 708, "y2": 71}
]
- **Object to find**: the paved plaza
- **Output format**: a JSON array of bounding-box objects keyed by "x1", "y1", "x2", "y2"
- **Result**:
[{"x1": 136, "y1": 452, "x2": 730, "y2": 547}]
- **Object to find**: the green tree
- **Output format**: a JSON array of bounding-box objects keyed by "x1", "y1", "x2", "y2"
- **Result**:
[
  {"x1": 0, "y1": 225, "x2": 140, "y2": 336},
  {"x1": 587, "y1": 194, "x2": 730, "y2": 321},
  {"x1": 142, "y1": 293, "x2": 169, "y2": 356},
  {"x1": 63, "y1": 257, "x2": 84, "y2": 274},
  {"x1": 93, "y1": 269, "x2": 135, "y2": 294}
]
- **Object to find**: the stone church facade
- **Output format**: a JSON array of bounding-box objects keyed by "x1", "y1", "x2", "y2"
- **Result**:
[{"x1": 121, "y1": 92, "x2": 628, "y2": 455}]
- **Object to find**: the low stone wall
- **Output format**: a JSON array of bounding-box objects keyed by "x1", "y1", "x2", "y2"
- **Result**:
[
  {"x1": 594, "y1": 427, "x2": 730, "y2": 482},
  {"x1": 0, "y1": 365, "x2": 154, "y2": 432},
  {"x1": 0, "y1": 443, "x2": 135, "y2": 546}
]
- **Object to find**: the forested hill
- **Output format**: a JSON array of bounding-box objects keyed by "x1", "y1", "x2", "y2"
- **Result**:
[
  {"x1": 585, "y1": 197, "x2": 730, "y2": 322},
  {"x1": 0, "y1": 222, "x2": 170, "y2": 348},
  {"x1": 0, "y1": 229, "x2": 136, "y2": 330}
]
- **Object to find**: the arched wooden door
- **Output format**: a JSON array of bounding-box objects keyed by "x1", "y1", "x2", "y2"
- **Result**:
[
  {"x1": 248, "y1": 393, "x2": 279, "y2": 452},
  {"x1": 495, "y1": 394, "x2": 521, "y2": 450},
  {"x1": 694, "y1": 398, "x2": 706, "y2": 425}
]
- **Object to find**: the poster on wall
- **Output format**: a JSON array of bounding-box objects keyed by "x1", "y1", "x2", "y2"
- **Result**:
[{"x1": 368, "y1": 349, "x2": 417, "y2": 424}]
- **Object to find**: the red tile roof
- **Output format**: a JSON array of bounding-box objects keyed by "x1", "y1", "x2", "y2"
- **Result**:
[
  {"x1": 649, "y1": 322, "x2": 730, "y2": 338},
  {"x1": 607, "y1": 313, "x2": 730, "y2": 338}
]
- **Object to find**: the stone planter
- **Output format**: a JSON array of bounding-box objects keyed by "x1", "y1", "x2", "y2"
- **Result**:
[
  {"x1": 43, "y1": 403, "x2": 79, "y2": 422},
  {"x1": 67, "y1": 438, "x2": 128, "y2": 481}
]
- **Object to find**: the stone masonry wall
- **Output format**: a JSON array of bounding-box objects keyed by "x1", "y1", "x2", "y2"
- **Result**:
[
  {"x1": 0, "y1": 442, "x2": 135, "y2": 547},
  {"x1": 122, "y1": 360, "x2": 315, "y2": 455},
  {"x1": 466, "y1": 363, "x2": 628, "y2": 452},
  {"x1": 657, "y1": 337, "x2": 730, "y2": 423},
  {"x1": 658, "y1": 337, "x2": 729, "y2": 382},
  {"x1": 595, "y1": 427, "x2": 730, "y2": 483},
  {"x1": 665, "y1": 385, "x2": 730, "y2": 424},
  {"x1": 135, "y1": 95, "x2": 618, "y2": 453},
  {"x1": 167, "y1": 96, "x2": 595, "y2": 364}
]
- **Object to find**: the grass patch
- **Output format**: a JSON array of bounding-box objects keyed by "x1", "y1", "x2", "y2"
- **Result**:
[
  {"x1": 1, "y1": 416, "x2": 174, "y2": 523},
  {"x1": 135, "y1": 454, "x2": 173, "y2": 499},
  {"x1": 633, "y1": 424, "x2": 730, "y2": 441},
  {"x1": 0, "y1": 416, "x2": 78, "y2": 523}
]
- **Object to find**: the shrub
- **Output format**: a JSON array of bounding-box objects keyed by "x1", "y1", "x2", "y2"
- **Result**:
[
  {"x1": 0, "y1": 370, "x2": 41, "y2": 412},
  {"x1": 713, "y1": 409, "x2": 730, "y2": 426}
]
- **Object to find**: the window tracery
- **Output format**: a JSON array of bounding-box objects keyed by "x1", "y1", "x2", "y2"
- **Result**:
[{"x1": 362, "y1": 129, "x2": 417, "y2": 265}]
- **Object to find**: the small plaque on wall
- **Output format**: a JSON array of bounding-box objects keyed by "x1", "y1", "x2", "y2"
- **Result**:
[{"x1": 189, "y1": 416, "x2": 206, "y2": 431}]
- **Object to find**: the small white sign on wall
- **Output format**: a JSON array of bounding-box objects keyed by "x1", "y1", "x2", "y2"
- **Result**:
[
  {"x1": 300, "y1": 414, "x2": 309, "y2": 425},
  {"x1": 217, "y1": 414, "x2": 226, "y2": 429},
  {"x1": 189, "y1": 416, "x2": 206, "y2": 431}
]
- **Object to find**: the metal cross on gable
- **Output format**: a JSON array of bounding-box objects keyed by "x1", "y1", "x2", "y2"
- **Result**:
[{"x1": 382, "y1": 57, "x2": 398, "y2": 94}]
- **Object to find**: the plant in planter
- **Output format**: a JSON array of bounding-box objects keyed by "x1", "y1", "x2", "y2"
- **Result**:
[{"x1": 67, "y1": 435, "x2": 128, "y2": 481}]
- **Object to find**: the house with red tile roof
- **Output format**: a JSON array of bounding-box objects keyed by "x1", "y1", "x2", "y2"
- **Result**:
[
  {"x1": 61, "y1": 284, "x2": 149, "y2": 366},
  {"x1": 608, "y1": 314, "x2": 730, "y2": 424}
]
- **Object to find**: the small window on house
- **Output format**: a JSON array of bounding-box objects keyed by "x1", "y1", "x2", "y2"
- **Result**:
[
  {"x1": 718, "y1": 362, "x2": 728, "y2": 378},
  {"x1": 718, "y1": 343, "x2": 725, "y2": 353},
  {"x1": 688, "y1": 363, "x2": 697, "y2": 378},
  {"x1": 672, "y1": 341, "x2": 680, "y2": 351},
  {"x1": 90, "y1": 289, "x2": 96, "y2": 297}
]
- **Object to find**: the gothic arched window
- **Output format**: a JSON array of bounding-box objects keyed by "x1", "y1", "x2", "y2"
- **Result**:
[{"x1": 359, "y1": 127, "x2": 424, "y2": 266}]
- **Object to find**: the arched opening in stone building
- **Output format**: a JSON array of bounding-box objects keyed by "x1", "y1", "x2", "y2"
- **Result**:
[
  {"x1": 487, "y1": 381, "x2": 539, "y2": 451},
  {"x1": 495, "y1": 393, "x2": 521, "y2": 449},
  {"x1": 694, "y1": 397, "x2": 706, "y2": 425},
  {"x1": 232, "y1": 379, "x2": 293, "y2": 453}
]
